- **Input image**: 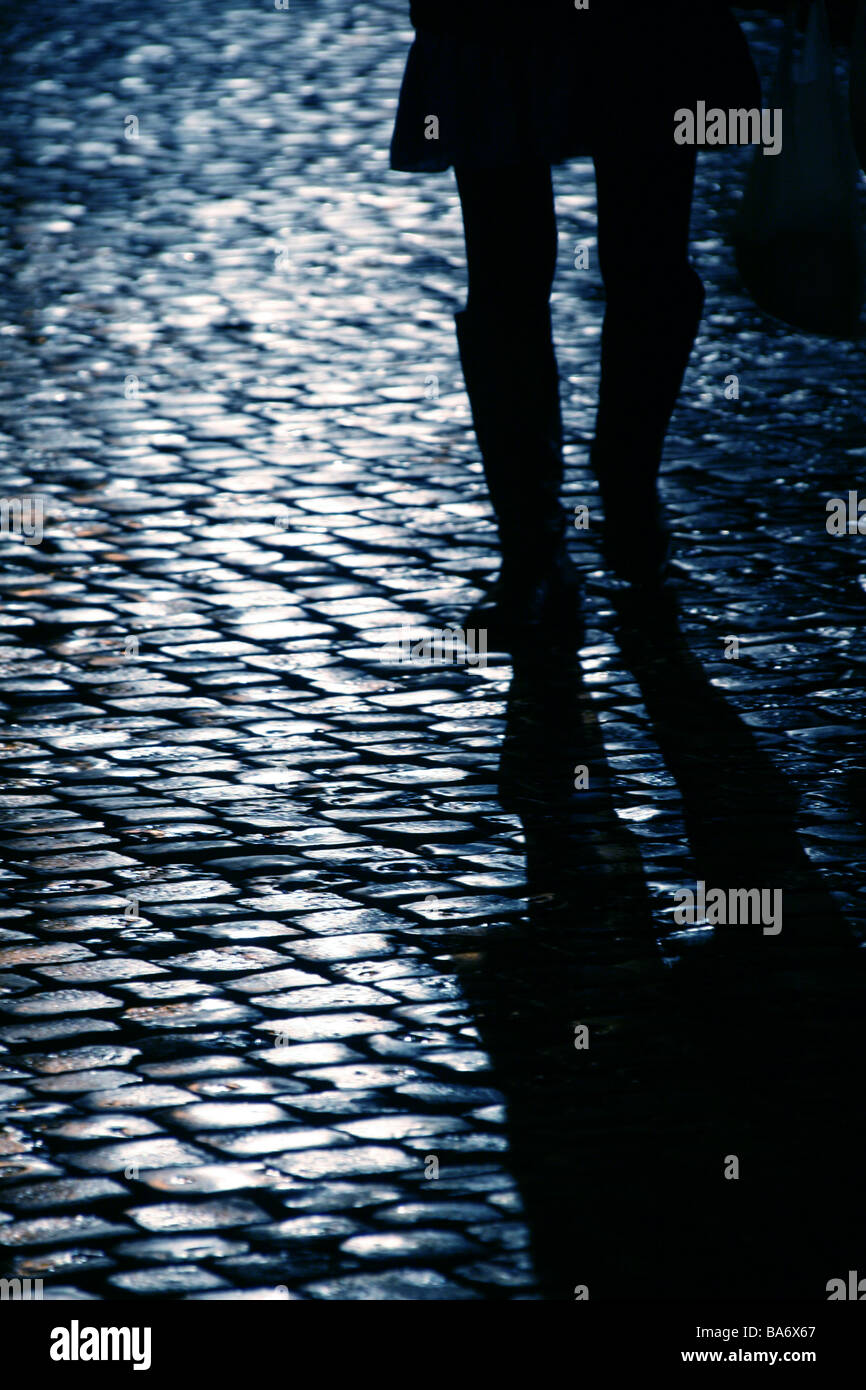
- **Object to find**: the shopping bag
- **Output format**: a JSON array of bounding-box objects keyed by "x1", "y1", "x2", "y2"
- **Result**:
[
  {"x1": 734, "y1": 0, "x2": 863, "y2": 337},
  {"x1": 850, "y1": 0, "x2": 866, "y2": 171}
]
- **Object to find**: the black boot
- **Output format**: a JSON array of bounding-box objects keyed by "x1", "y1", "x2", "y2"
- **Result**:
[
  {"x1": 455, "y1": 305, "x2": 581, "y2": 645},
  {"x1": 592, "y1": 265, "x2": 705, "y2": 587},
  {"x1": 591, "y1": 444, "x2": 673, "y2": 587}
]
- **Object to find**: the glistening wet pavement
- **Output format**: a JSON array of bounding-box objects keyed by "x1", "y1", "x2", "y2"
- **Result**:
[{"x1": 0, "y1": 1, "x2": 865, "y2": 1300}]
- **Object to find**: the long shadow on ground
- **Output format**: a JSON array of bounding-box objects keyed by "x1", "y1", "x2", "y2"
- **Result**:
[{"x1": 452, "y1": 599, "x2": 865, "y2": 1299}]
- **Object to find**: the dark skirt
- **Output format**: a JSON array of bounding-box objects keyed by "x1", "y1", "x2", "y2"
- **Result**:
[
  {"x1": 390, "y1": 29, "x2": 596, "y2": 172},
  {"x1": 390, "y1": 7, "x2": 762, "y2": 173}
]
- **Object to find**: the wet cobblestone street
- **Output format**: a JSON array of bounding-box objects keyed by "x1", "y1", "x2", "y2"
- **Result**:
[{"x1": 0, "y1": 1, "x2": 865, "y2": 1301}]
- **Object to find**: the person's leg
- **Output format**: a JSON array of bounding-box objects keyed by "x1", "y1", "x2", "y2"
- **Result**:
[
  {"x1": 455, "y1": 163, "x2": 557, "y2": 324},
  {"x1": 452, "y1": 163, "x2": 579, "y2": 635},
  {"x1": 593, "y1": 138, "x2": 701, "y2": 474},
  {"x1": 591, "y1": 135, "x2": 702, "y2": 579}
]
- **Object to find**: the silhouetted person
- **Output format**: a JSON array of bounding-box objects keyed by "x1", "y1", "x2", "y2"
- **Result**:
[{"x1": 391, "y1": 1, "x2": 760, "y2": 638}]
